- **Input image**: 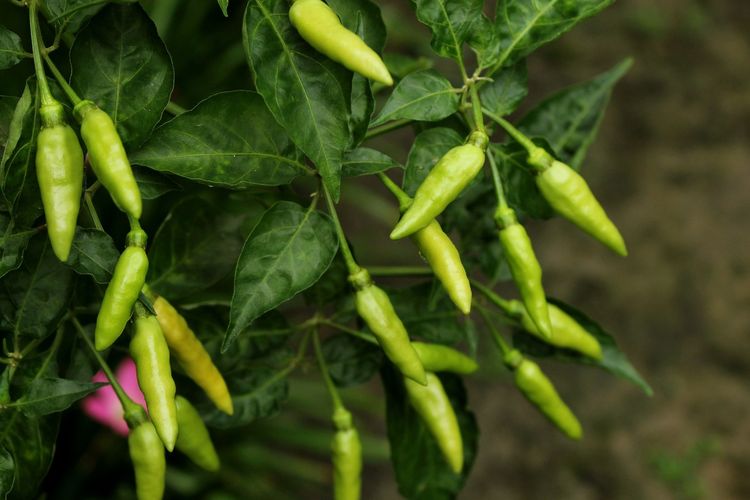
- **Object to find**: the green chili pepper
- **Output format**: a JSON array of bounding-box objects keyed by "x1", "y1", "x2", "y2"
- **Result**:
[
  {"x1": 95, "y1": 229, "x2": 149, "y2": 351},
  {"x1": 174, "y1": 395, "x2": 220, "y2": 471},
  {"x1": 535, "y1": 159, "x2": 627, "y2": 257},
  {"x1": 331, "y1": 407, "x2": 362, "y2": 500},
  {"x1": 130, "y1": 307, "x2": 178, "y2": 452},
  {"x1": 128, "y1": 420, "x2": 166, "y2": 500},
  {"x1": 379, "y1": 173, "x2": 472, "y2": 314},
  {"x1": 349, "y1": 268, "x2": 426, "y2": 385},
  {"x1": 411, "y1": 342, "x2": 478, "y2": 375},
  {"x1": 390, "y1": 131, "x2": 489, "y2": 240},
  {"x1": 404, "y1": 372, "x2": 463, "y2": 473},
  {"x1": 505, "y1": 350, "x2": 582, "y2": 439},
  {"x1": 289, "y1": 0, "x2": 392, "y2": 85},
  {"x1": 510, "y1": 300, "x2": 602, "y2": 360},
  {"x1": 35, "y1": 101, "x2": 84, "y2": 262},
  {"x1": 152, "y1": 294, "x2": 234, "y2": 415},
  {"x1": 496, "y1": 207, "x2": 552, "y2": 338},
  {"x1": 74, "y1": 100, "x2": 142, "y2": 219},
  {"x1": 411, "y1": 220, "x2": 472, "y2": 314}
]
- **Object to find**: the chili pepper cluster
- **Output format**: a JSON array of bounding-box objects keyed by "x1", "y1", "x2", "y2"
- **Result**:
[{"x1": 10, "y1": 0, "x2": 636, "y2": 497}]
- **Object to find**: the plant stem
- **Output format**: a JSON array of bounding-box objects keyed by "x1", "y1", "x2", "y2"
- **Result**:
[
  {"x1": 28, "y1": 0, "x2": 54, "y2": 106},
  {"x1": 69, "y1": 314, "x2": 144, "y2": 420},
  {"x1": 470, "y1": 279, "x2": 513, "y2": 314},
  {"x1": 312, "y1": 330, "x2": 343, "y2": 410},
  {"x1": 318, "y1": 319, "x2": 378, "y2": 346},
  {"x1": 84, "y1": 192, "x2": 103, "y2": 231},
  {"x1": 475, "y1": 303, "x2": 511, "y2": 355},
  {"x1": 483, "y1": 109, "x2": 556, "y2": 171},
  {"x1": 165, "y1": 101, "x2": 187, "y2": 116},
  {"x1": 42, "y1": 53, "x2": 81, "y2": 106},
  {"x1": 377, "y1": 172, "x2": 411, "y2": 211},
  {"x1": 367, "y1": 266, "x2": 432, "y2": 277},
  {"x1": 469, "y1": 83, "x2": 486, "y2": 134},
  {"x1": 486, "y1": 149, "x2": 509, "y2": 210},
  {"x1": 365, "y1": 118, "x2": 413, "y2": 140},
  {"x1": 322, "y1": 183, "x2": 359, "y2": 275}
]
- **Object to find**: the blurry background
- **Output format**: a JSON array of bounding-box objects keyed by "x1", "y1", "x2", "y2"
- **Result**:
[{"x1": 2, "y1": 0, "x2": 750, "y2": 498}]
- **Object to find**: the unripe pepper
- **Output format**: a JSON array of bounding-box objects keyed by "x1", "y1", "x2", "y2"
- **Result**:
[
  {"x1": 174, "y1": 395, "x2": 220, "y2": 471},
  {"x1": 378, "y1": 173, "x2": 471, "y2": 314},
  {"x1": 496, "y1": 207, "x2": 552, "y2": 338},
  {"x1": 411, "y1": 220, "x2": 472, "y2": 314},
  {"x1": 411, "y1": 342, "x2": 478, "y2": 375},
  {"x1": 331, "y1": 407, "x2": 362, "y2": 500},
  {"x1": 95, "y1": 229, "x2": 149, "y2": 351},
  {"x1": 510, "y1": 300, "x2": 602, "y2": 360},
  {"x1": 128, "y1": 420, "x2": 166, "y2": 500},
  {"x1": 130, "y1": 308, "x2": 178, "y2": 451},
  {"x1": 74, "y1": 100, "x2": 142, "y2": 219},
  {"x1": 404, "y1": 372, "x2": 463, "y2": 473},
  {"x1": 535, "y1": 159, "x2": 627, "y2": 257},
  {"x1": 35, "y1": 101, "x2": 84, "y2": 262},
  {"x1": 151, "y1": 294, "x2": 234, "y2": 415},
  {"x1": 391, "y1": 131, "x2": 489, "y2": 239},
  {"x1": 505, "y1": 350, "x2": 582, "y2": 439},
  {"x1": 289, "y1": 0, "x2": 393, "y2": 85},
  {"x1": 349, "y1": 268, "x2": 426, "y2": 385}
]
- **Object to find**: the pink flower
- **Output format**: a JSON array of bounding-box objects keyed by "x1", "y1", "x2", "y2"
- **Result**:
[{"x1": 81, "y1": 357, "x2": 146, "y2": 436}]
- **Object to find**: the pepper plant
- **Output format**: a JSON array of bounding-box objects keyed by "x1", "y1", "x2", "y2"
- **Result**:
[{"x1": 0, "y1": 0, "x2": 652, "y2": 498}]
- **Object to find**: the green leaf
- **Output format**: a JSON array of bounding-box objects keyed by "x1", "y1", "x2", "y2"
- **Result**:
[
  {"x1": 0, "y1": 96, "x2": 19, "y2": 154},
  {"x1": 0, "y1": 26, "x2": 24, "y2": 71},
  {"x1": 148, "y1": 192, "x2": 268, "y2": 301},
  {"x1": 130, "y1": 91, "x2": 307, "y2": 187},
  {"x1": 132, "y1": 166, "x2": 179, "y2": 200},
  {"x1": 382, "y1": 364, "x2": 478, "y2": 498},
  {"x1": 217, "y1": 0, "x2": 229, "y2": 16},
  {"x1": 371, "y1": 70, "x2": 459, "y2": 127},
  {"x1": 347, "y1": 16, "x2": 376, "y2": 147},
  {"x1": 479, "y1": 60, "x2": 528, "y2": 117},
  {"x1": 65, "y1": 228, "x2": 119, "y2": 284},
  {"x1": 327, "y1": 0, "x2": 386, "y2": 53},
  {"x1": 69, "y1": 3, "x2": 174, "y2": 148},
  {"x1": 383, "y1": 54, "x2": 434, "y2": 81},
  {"x1": 322, "y1": 334, "x2": 383, "y2": 387},
  {"x1": 303, "y1": 252, "x2": 348, "y2": 307},
  {"x1": 19, "y1": 377, "x2": 103, "y2": 417},
  {"x1": 45, "y1": 0, "x2": 139, "y2": 35},
  {"x1": 403, "y1": 127, "x2": 463, "y2": 195},
  {"x1": 225, "y1": 201, "x2": 338, "y2": 349},
  {"x1": 0, "y1": 214, "x2": 37, "y2": 280},
  {"x1": 0, "y1": 87, "x2": 32, "y2": 180},
  {"x1": 243, "y1": 0, "x2": 351, "y2": 200},
  {"x1": 342, "y1": 148, "x2": 401, "y2": 177},
  {"x1": 411, "y1": 0, "x2": 484, "y2": 61},
  {"x1": 488, "y1": 0, "x2": 615, "y2": 68},
  {"x1": 0, "y1": 413, "x2": 58, "y2": 499},
  {"x1": 200, "y1": 362, "x2": 290, "y2": 429},
  {"x1": 388, "y1": 283, "x2": 467, "y2": 344},
  {"x1": 1, "y1": 83, "x2": 42, "y2": 226},
  {"x1": 513, "y1": 299, "x2": 653, "y2": 396},
  {"x1": 0, "y1": 236, "x2": 75, "y2": 339},
  {"x1": 519, "y1": 58, "x2": 632, "y2": 168}
]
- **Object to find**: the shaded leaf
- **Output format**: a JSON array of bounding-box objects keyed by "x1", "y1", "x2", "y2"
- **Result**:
[
  {"x1": 131, "y1": 91, "x2": 308, "y2": 187},
  {"x1": 132, "y1": 166, "x2": 179, "y2": 200},
  {"x1": 70, "y1": 3, "x2": 174, "y2": 148},
  {"x1": 225, "y1": 201, "x2": 338, "y2": 349},
  {"x1": 411, "y1": 0, "x2": 484, "y2": 61},
  {"x1": 323, "y1": 334, "x2": 383, "y2": 387},
  {"x1": 372, "y1": 70, "x2": 459, "y2": 127},
  {"x1": 342, "y1": 148, "x2": 401, "y2": 177},
  {"x1": 519, "y1": 58, "x2": 632, "y2": 168},
  {"x1": 243, "y1": 0, "x2": 351, "y2": 199},
  {"x1": 148, "y1": 192, "x2": 268, "y2": 301},
  {"x1": 479, "y1": 60, "x2": 527, "y2": 117},
  {"x1": 20, "y1": 378, "x2": 103, "y2": 417},
  {"x1": 66, "y1": 228, "x2": 119, "y2": 284},
  {"x1": 0, "y1": 214, "x2": 37, "y2": 280},
  {"x1": 0, "y1": 26, "x2": 24, "y2": 71}
]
